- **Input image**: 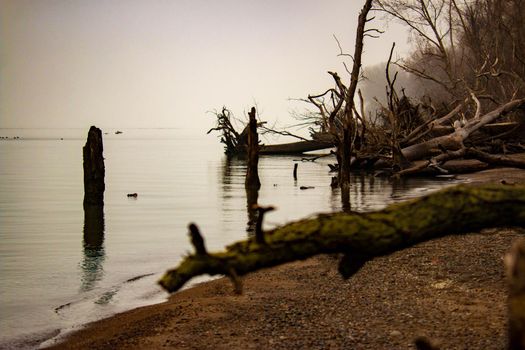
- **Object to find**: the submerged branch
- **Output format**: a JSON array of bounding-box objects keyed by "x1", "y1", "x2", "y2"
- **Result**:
[{"x1": 160, "y1": 184, "x2": 525, "y2": 293}]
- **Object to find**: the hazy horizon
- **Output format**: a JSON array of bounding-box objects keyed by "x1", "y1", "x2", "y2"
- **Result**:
[{"x1": 0, "y1": 0, "x2": 410, "y2": 131}]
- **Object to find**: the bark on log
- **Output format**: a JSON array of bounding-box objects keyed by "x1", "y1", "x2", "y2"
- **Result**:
[
  {"x1": 83, "y1": 126, "x2": 105, "y2": 207},
  {"x1": 159, "y1": 184, "x2": 525, "y2": 293},
  {"x1": 245, "y1": 107, "x2": 261, "y2": 189}
]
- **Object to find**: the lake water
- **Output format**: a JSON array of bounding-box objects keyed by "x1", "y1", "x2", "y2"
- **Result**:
[{"x1": 0, "y1": 128, "x2": 460, "y2": 349}]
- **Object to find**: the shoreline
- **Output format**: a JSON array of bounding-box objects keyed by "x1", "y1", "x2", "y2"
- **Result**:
[{"x1": 42, "y1": 168, "x2": 525, "y2": 349}]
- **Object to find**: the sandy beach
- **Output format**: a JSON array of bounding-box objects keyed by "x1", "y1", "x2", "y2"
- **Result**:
[{"x1": 45, "y1": 168, "x2": 525, "y2": 349}]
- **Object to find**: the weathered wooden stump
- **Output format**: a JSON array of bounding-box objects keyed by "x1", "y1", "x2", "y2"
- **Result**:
[
  {"x1": 83, "y1": 204, "x2": 104, "y2": 248},
  {"x1": 83, "y1": 126, "x2": 105, "y2": 207}
]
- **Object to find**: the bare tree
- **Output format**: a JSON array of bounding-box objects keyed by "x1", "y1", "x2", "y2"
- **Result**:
[
  {"x1": 305, "y1": 0, "x2": 376, "y2": 187},
  {"x1": 336, "y1": 0, "x2": 375, "y2": 187},
  {"x1": 367, "y1": 0, "x2": 525, "y2": 175},
  {"x1": 375, "y1": 0, "x2": 525, "y2": 105}
]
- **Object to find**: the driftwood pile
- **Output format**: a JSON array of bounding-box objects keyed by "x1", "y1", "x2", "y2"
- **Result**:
[{"x1": 208, "y1": 96, "x2": 525, "y2": 178}]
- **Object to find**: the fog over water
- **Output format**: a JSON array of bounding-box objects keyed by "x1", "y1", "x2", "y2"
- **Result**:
[{"x1": 1, "y1": 0, "x2": 409, "y2": 130}]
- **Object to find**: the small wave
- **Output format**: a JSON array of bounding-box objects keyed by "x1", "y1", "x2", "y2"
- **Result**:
[
  {"x1": 94, "y1": 288, "x2": 119, "y2": 305},
  {"x1": 0, "y1": 329, "x2": 60, "y2": 350},
  {"x1": 54, "y1": 272, "x2": 157, "y2": 314}
]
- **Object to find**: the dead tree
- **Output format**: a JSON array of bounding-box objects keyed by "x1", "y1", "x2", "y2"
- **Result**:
[
  {"x1": 245, "y1": 107, "x2": 261, "y2": 190},
  {"x1": 208, "y1": 107, "x2": 244, "y2": 156},
  {"x1": 364, "y1": 0, "x2": 525, "y2": 175},
  {"x1": 304, "y1": 0, "x2": 375, "y2": 186},
  {"x1": 337, "y1": 0, "x2": 374, "y2": 187},
  {"x1": 209, "y1": 107, "x2": 334, "y2": 156},
  {"x1": 83, "y1": 126, "x2": 105, "y2": 207}
]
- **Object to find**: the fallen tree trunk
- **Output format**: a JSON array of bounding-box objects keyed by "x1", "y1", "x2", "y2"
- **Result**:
[
  {"x1": 397, "y1": 151, "x2": 525, "y2": 177},
  {"x1": 400, "y1": 158, "x2": 490, "y2": 175},
  {"x1": 159, "y1": 184, "x2": 525, "y2": 293},
  {"x1": 401, "y1": 98, "x2": 525, "y2": 161},
  {"x1": 430, "y1": 122, "x2": 523, "y2": 138},
  {"x1": 259, "y1": 140, "x2": 334, "y2": 155}
]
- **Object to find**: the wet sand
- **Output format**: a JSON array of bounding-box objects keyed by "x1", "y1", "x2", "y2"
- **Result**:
[{"x1": 45, "y1": 168, "x2": 525, "y2": 349}]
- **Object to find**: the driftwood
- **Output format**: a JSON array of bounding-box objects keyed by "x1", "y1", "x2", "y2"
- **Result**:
[
  {"x1": 401, "y1": 98, "x2": 525, "y2": 161},
  {"x1": 159, "y1": 184, "x2": 525, "y2": 293},
  {"x1": 429, "y1": 122, "x2": 523, "y2": 138},
  {"x1": 397, "y1": 151, "x2": 525, "y2": 177},
  {"x1": 259, "y1": 140, "x2": 333, "y2": 155}
]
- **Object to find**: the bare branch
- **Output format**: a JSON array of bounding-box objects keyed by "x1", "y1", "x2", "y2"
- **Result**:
[
  {"x1": 333, "y1": 34, "x2": 354, "y2": 61},
  {"x1": 470, "y1": 91, "x2": 482, "y2": 120},
  {"x1": 259, "y1": 127, "x2": 310, "y2": 142}
]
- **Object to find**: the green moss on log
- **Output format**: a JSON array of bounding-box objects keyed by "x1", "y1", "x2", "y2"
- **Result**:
[{"x1": 159, "y1": 184, "x2": 525, "y2": 293}]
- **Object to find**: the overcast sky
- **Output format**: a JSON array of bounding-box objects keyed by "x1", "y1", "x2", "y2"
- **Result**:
[{"x1": 0, "y1": 0, "x2": 410, "y2": 130}]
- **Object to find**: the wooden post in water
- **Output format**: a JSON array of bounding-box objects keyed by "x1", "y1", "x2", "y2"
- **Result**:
[
  {"x1": 83, "y1": 126, "x2": 105, "y2": 207},
  {"x1": 246, "y1": 187, "x2": 259, "y2": 234},
  {"x1": 245, "y1": 107, "x2": 261, "y2": 190}
]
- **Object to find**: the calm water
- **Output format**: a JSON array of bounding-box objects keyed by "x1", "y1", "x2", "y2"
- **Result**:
[{"x1": 0, "y1": 128, "x2": 460, "y2": 348}]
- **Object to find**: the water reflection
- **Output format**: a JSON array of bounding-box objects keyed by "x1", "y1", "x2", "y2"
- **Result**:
[
  {"x1": 340, "y1": 185, "x2": 351, "y2": 213},
  {"x1": 80, "y1": 205, "x2": 105, "y2": 292},
  {"x1": 219, "y1": 155, "x2": 462, "y2": 236},
  {"x1": 220, "y1": 157, "x2": 265, "y2": 235},
  {"x1": 246, "y1": 186, "x2": 259, "y2": 235},
  {"x1": 391, "y1": 177, "x2": 417, "y2": 199},
  {"x1": 331, "y1": 172, "x2": 389, "y2": 212},
  {"x1": 220, "y1": 157, "x2": 245, "y2": 196},
  {"x1": 221, "y1": 157, "x2": 234, "y2": 188}
]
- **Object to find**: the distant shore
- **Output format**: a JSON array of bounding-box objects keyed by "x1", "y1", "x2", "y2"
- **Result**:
[{"x1": 44, "y1": 168, "x2": 525, "y2": 349}]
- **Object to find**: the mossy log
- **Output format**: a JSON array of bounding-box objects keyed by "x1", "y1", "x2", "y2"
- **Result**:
[
  {"x1": 83, "y1": 126, "x2": 105, "y2": 207},
  {"x1": 159, "y1": 184, "x2": 525, "y2": 293}
]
